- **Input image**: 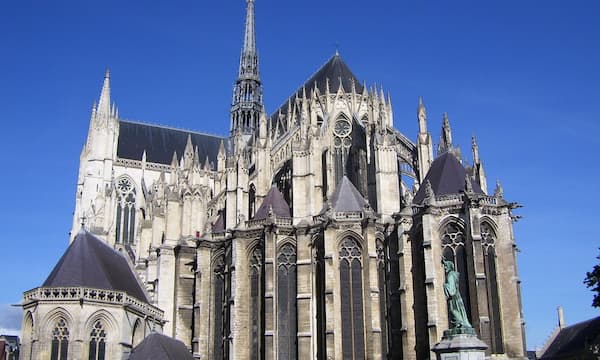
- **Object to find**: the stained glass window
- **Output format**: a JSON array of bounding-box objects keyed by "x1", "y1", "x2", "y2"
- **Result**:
[
  {"x1": 50, "y1": 318, "x2": 69, "y2": 360},
  {"x1": 339, "y1": 238, "x2": 365, "y2": 360}
]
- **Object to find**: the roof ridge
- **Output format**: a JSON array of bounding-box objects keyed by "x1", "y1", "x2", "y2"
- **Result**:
[
  {"x1": 119, "y1": 119, "x2": 226, "y2": 139},
  {"x1": 269, "y1": 53, "x2": 342, "y2": 118}
]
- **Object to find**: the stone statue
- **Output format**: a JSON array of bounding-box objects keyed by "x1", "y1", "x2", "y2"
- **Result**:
[{"x1": 442, "y1": 259, "x2": 472, "y2": 329}]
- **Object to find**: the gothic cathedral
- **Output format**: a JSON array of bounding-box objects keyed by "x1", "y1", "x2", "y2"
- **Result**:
[{"x1": 21, "y1": 0, "x2": 527, "y2": 359}]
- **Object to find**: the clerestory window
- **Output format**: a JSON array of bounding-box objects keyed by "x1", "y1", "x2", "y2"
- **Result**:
[{"x1": 115, "y1": 177, "x2": 136, "y2": 244}]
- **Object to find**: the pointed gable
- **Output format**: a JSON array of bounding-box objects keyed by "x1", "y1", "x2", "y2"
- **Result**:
[
  {"x1": 128, "y1": 332, "x2": 194, "y2": 360},
  {"x1": 328, "y1": 176, "x2": 369, "y2": 213},
  {"x1": 304, "y1": 53, "x2": 363, "y2": 95},
  {"x1": 413, "y1": 152, "x2": 483, "y2": 204},
  {"x1": 253, "y1": 186, "x2": 291, "y2": 220},
  {"x1": 43, "y1": 230, "x2": 148, "y2": 302},
  {"x1": 270, "y1": 53, "x2": 362, "y2": 122}
]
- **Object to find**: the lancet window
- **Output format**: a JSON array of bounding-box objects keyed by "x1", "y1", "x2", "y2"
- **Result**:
[
  {"x1": 249, "y1": 247, "x2": 264, "y2": 359},
  {"x1": 115, "y1": 177, "x2": 136, "y2": 244},
  {"x1": 248, "y1": 184, "x2": 256, "y2": 219},
  {"x1": 212, "y1": 254, "x2": 228, "y2": 359},
  {"x1": 441, "y1": 223, "x2": 472, "y2": 323},
  {"x1": 481, "y1": 222, "x2": 504, "y2": 353},
  {"x1": 277, "y1": 243, "x2": 297, "y2": 360},
  {"x1": 339, "y1": 237, "x2": 365, "y2": 360},
  {"x1": 333, "y1": 115, "x2": 352, "y2": 184},
  {"x1": 376, "y1": 240, "x2": 389, "y2": 356},
  {"x1": 50, "y1": 317, "x2": 69, "y2": 360},
  {"x1": 88, "y1": 320, "x2": 107, "y2": 360}
]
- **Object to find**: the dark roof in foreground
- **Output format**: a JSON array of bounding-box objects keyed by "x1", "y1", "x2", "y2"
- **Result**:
[
  {"x1": 328, "y1": 176, "x2": 369, "y2": 213},
  {"x1": 128, "y1": 332, "x2": 194, "y2": 360},
  {"x1": 43, "y1": 230, "x2": 148, "y2": 302},
  {"x1": 254, "y1": 186, "x2": 291, "y2": 220},
  {"x1": 270, "y1": 54, "x2": 362, "y2": 121},
  {"x1": 413, "y1": 152, "x2": 483, "y2": 204},
  {"x1": 117, "y1": 120, "x2": 225, "y2": 165},
  {"x1": 540, "y1": 316, "x2": 600, "y2": 360}
]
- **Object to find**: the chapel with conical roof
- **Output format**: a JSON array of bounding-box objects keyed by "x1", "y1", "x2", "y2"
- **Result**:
[{"x1": 21, "y1": 0, "x2": 527, "y2": 359}]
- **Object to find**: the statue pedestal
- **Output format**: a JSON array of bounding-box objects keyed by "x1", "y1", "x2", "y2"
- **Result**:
[{"x1": 432, "y1": 328, "x2": 488, "y2": 360}]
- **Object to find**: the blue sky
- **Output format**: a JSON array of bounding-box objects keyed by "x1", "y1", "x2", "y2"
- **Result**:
[{"x1": 1, "y1": 0, "x2": 598, "y2": 350}]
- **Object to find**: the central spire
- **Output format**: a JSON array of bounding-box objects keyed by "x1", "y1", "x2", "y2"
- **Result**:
[
  {"x1": 240, "y1": 0, "x2": 257, "y2": 79},
  {"x1": 231, "y1": 0, "x2": 263, "y2": 136}
]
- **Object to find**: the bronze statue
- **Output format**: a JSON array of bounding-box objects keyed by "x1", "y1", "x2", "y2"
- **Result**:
[{"x1": 443, "y1": 259, "x2": 472, "y2": 329}]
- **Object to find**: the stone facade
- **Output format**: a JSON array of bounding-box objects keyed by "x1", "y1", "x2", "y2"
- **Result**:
[{"x1": 39, "y1": 0, "x2": 529, "y2": 359}]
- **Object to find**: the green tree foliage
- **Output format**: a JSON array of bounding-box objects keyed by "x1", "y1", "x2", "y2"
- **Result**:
[{"x1": 584, "y1": 249, "x2": 600, "y2": 308}]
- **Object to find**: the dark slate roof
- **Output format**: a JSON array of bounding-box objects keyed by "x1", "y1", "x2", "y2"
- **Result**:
[
  {"x1": 270, "y1": 54, "x2": 362, "y2": 122},
  {"x1": 128, "y1": 332, "x2": 194, "y2": 360},
  {"x1": 413, "y1": 152, "x2": 483, "y2": 204},
  {"x1": 327, "y1": 176, "x2": 368, "y2": 212},
  {"x1": 540, "y1": 316, "x2": 600, "y2": 360},
  {"x1": 253, "y1": 186, "x2": 291, "y2": 220},
  {"x1": 43, "y1": 230, "x2": 148, "y2": 302},
  {"x1": 117, "y1": 120, "x2": 225, "y2": 165}
]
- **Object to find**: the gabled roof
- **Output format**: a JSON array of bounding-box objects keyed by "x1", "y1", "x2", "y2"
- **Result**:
[
  {"x1": 117, "y1": 120, "x2": 225, "y2": 165},
  {"x1": 270, "y1": 54, "x2": 362, "y2": 122},
  {"x1": 328, "y1": 176, "x2": 369, "y2": 213},
  {"x1": 43, "y1": 230, "x2": 148, "y2": 302},
  {"x1": 128, "y1": 332, "x2": 194, "y2": 360},
  {"x1": 253, "y1": 186, "x2": 291, "y2": 220},
  {"x1": 540, "y1": 316, "x2": 600, "y2": 359},
  {"x1": 303, "y1": 53, "x2": 363, "y2": 95},
  {"x1": 413, "y1": 152, "x2": 483, "y2": 204}
]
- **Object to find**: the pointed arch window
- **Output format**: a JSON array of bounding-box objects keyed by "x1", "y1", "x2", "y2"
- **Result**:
[
  {"x1": 277, "y1": 243, "x2": 297, "y2": 360},
  {"x1": 213, "y1": 254, "x2": 227, "y2": 359},
  {"x1": 441, "y1": 223, "x2": 472, "y2": 324},
  {"x1": 50, "y1": 317, "x2": 69, "y2": 360},
  {"x1": 481, "y1": 223, "x2": 504, "y2": 354},
  {"x1": 89, "y1": 320, "x2": 107, "y2": 360},
  {"x1": 249, "y1": 247, "x2": 264, "y2": 359},
  {"x1": 115, "y1": 177, "x2": 136, "y2": 244},
  {"x1": 339, "y1": 237, "x2": 365, "y2": 360},
  {"x1": 248, "y1": 184, "x2": 256, "y2": 219},
  {"x1": 375, "y1": 240, "x2": 389, "y2": 356},
  {"x1": 333, "y1": 116, "x2": 352, "y2": 184}
]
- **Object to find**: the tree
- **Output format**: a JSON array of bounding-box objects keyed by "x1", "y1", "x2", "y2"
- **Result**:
[{"x1": 584, "y1": 248, "x2": 600, "y2": 308}]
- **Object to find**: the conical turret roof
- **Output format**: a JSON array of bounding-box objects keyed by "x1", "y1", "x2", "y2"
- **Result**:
[
  {"x1": 327, "y1": 176, "x2": 369, "y2": 213},
  {"x1": 129, "y1": 332, "x2": 194, "y2": 360},
  {"x1": 43, "y1": 230, "x2": 148, "y2": 302},
  {"x1": 413, "y1": 152, "x2": 483, "y2": 204},
  {"x1": 253, "y1": 186, "x2": 291, "y2": 220}
]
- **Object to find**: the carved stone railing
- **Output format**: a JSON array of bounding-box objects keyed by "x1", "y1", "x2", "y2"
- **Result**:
[
  {"x1": 246, "y1": 217, "x2": 293, "y2": 228},
  {"x1": 333, "y1": 211, "x2": 364, "y2": 221},
  {"x1": 115, "y1": 158, "x2": 173, "y2": 172},
  {"x1": 23, "y1": 287, "x2": 164, "y2": 320}
]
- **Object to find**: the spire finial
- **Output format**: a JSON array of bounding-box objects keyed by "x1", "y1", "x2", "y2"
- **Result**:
[
  {"x1": 472, "y1": 134, "x2": 480, "y2": 164},
  {"x1": 231, "y1": 0, "x2": 262, "y2": 136},
  {"x1": 97, "y1": 69, "x2": 111, "y2": 117},
  {"x1": 438, "y1": 112, "x2": 453, "y2": 155}
]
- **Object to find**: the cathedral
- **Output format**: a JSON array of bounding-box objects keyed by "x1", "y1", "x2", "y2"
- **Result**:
[{"x1": 20, "y1": 0, "x2": 527, "y2": 359}]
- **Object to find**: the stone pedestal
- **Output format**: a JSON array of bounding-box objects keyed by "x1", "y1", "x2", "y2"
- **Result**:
[{"x1": 432, "y1": 328, "x2": 488, "y2": 360}]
